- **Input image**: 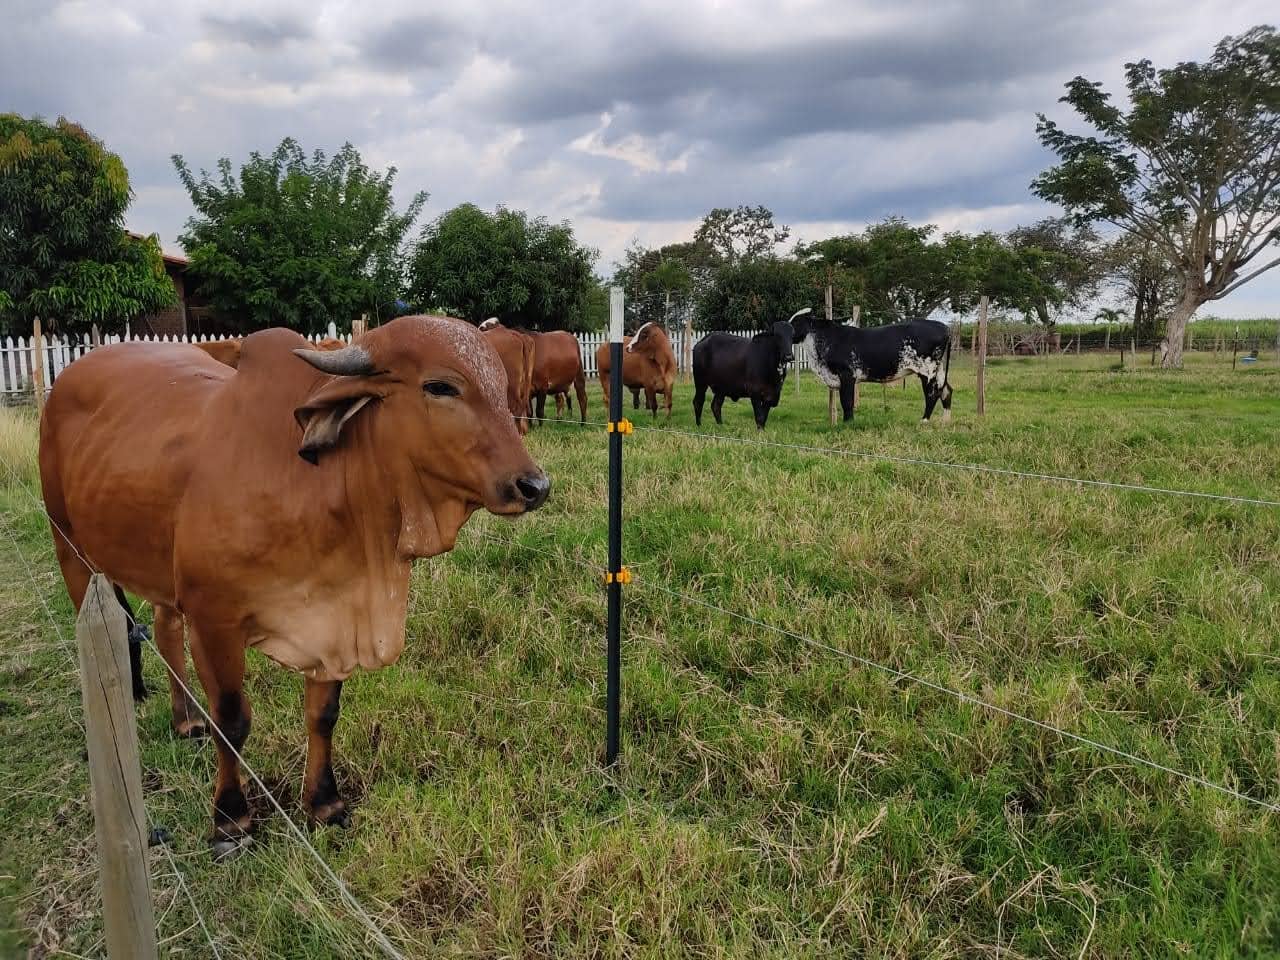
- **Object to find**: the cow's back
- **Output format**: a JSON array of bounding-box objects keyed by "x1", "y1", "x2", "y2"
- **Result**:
[{"x1": 39, "y1": 343, "x2": 232, "y2": 604}]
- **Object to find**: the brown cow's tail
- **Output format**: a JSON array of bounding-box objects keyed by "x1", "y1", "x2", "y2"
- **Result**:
[{"x1": 574, "y1": 370, "x2": 588, "y2": 422}]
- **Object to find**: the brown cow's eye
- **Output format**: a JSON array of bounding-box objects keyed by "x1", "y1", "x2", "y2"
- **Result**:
[{"x1": 424, "y1": 381, "x2": 460, "y2": 398}]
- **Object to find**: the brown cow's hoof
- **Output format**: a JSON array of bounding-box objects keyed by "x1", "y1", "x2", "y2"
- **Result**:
[
  {"x1": 310, "y1": 799, "x2": 350, "y2": 828},
  {"x1": 209, "y1": 835, "x2": 252, "y2": 861},
  {"x1": 174, "y1": 717, "x2": 209, "y2": 739}
]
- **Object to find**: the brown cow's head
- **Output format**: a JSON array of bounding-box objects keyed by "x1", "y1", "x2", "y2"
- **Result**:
[
  {"x1": 292, "y1": 316, "x2": 549, "y2": 547},
  {"x1": 625, "y1": 321, "x2": 667, "y2": 355}
]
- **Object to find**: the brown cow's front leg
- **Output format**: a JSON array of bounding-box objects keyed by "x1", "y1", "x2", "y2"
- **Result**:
[
  {"x1": 190, "y1": 626, "x2": 252, "y2": 858},
  {"x1": 303, "y1": 677, "x2": 348, "y2": 828},
  {"x1": 154, "y1": 605, "x2": 207, "y2": 738},
  {"x1": 644, "y1": 386, "x2": 657, "y2": 418}
]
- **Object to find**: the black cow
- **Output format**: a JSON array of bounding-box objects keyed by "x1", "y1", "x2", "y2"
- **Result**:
[
  {"x1": 692, "y1": 322, "x2": 795, "y2": 429},
  {"x1": 792, "y1": 314, "x2": 953, "y2": 423}
]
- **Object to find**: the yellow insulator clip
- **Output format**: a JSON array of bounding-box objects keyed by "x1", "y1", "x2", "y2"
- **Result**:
[
  {"x1": 603, "y1": 567, "x2": 633, "y2": 585},
  {"x1": 606, "y1": 419, "x2": 634, "y2": 434}
]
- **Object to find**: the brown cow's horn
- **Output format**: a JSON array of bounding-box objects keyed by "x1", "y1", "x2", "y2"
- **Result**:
[{"x1": 293, "y1": 345, "x2": 376, "y2": 376}]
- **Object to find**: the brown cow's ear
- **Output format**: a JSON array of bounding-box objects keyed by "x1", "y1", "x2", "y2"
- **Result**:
[{"x1": 293, "y1": 378, "x2": 384, "y2": 464}]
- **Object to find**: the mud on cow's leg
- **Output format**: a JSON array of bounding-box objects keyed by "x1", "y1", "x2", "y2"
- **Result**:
[
  {"x1": 941, "y1": 381, "x2": 954, "y2": 422},
  {"x1": 303, "y1": 678, "x2": 348, "y2": 828},
  {"x1": 153, "y1": 605, "x2": 206, "y2": 738},
  {"x1": 189, "y1": 626, "x2": 253, "y2": 858}
]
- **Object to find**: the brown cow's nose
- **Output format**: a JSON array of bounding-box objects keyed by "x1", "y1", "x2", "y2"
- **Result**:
[{"x1": 511, "y1": 470, "x2": 551, "y2": 511}]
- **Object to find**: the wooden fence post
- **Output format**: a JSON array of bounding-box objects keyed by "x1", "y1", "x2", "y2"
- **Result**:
[
  {"x1": 31, "y1": 317, "x2": 46, "y2": 415},
  {"x1": 1104, "y1": 326, "x2": 1110, "y2": 352},
  {"x1": 976, "y1": 295, "x2": 989, "y2": 417},
  {"x1": 76, "y1": 574, "x2": 158, "y2": 960},
  {"x1": 850, "y1": 305, "x2": 861, "y2": 412}
]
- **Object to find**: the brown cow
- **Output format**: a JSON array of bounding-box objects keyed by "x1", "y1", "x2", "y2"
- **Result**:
[
  {"x1": 596, "y1": 321, "x2": 677, "y2": 419},
  {"x1": 195, "y1": 336, "x2": 346, "y2": 370},
  {"x1": 482, "y1": 320, "x2": 587, "y2": 424},
  {"x1": 40, "y1": 316, "x2": 549, "y2": 856},
  {"x1": 480, "y1": 321, "x2": 535, "y2": 434},
  {"x1": 195, "y1": 338, "x2": 243, "y2": 368}
]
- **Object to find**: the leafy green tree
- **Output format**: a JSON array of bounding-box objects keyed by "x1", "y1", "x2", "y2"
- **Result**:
[
  {"x1": 798, "y1": 219, "x2": 965, "y2": 324},
  {"x1": 694, "y1": 205, "x2": 790, "y2": 264},
  {"x1": 173, "y1": 138, "x2": 425, "y2": 334},
  {"x1": 613, "y1": 240, "x2": 715, "y2": 330},
  {"x1": 407, "y1": 203, "x2": 598, "y2": 331},
  {"x1": 1033, "y1": 26, "x2": 1280, "y2": 366},
  {"x1": 696, "y1": 257, "x2": 811, "y2": 331},
  {"x1": 0, "y1": 114, "x2": 174, "y2": 336},
  {"x1": 1004, "y1": 219, "x2": 1105, "y2": 325},
  {"x1": 1104, "y1": 234, "x2": 1181, "y2": 341}
]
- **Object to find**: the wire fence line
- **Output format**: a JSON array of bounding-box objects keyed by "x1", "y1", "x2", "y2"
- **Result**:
[
  {"x1": 470, "y1": 527, "x2": 1280, "y2": 816},
  {"x1": 517, "y1": 414, "x2": 1280, "y2": 509},
  {"x1": 0, "y1": 499, "x2": 223, "y2": 958},
  {"x1": 0, "y1": 456, "x2": 405, "y2": 960}
]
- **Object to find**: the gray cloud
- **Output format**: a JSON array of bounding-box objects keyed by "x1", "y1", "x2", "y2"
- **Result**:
[
  {"x1": 2, "y1": 0, "x2": 1276, "y2": 314},
  {"x1": 201, "y1": 12, "x2": 313, "y2": 50}
]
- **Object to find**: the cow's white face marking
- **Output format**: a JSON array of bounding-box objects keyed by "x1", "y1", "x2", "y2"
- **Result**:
[
  {"x1": 479, "y1": 318, "x2": 500, "y2": 331},
  {"x1": 627, "y1": 322, "x2": 655, "y2": 352}
]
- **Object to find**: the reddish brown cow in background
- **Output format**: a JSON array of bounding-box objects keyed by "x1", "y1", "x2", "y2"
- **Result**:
[
  {"x1": 41, "y1": 316, "x2": 549, "y2": 856},
  {"x1": 596, "y1": 321, "x2": 677, "y2": 419},
  {"x1": 481, "y1": 321, "x2": 535, "y2": 434},
  {"x1": 482, "y1": 320, "x2": 587, "y2": 424},
  {"x1": 195, "y1": 336, "x2": 346, "y2": 370}
]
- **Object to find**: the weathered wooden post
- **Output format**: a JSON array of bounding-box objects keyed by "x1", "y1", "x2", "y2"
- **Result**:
[
  {"x1": 76, "y1": 574, "x2": 158, "y2": 960},
  {"x1": 1104, "y1": 326, "x2": 1110, "y2": 352},
  {"x1": 976, "y1": 295, "x2": 989, "y2": 417},
  {"x1": 31, "y1": 316, "x2": 46, "y2": 415}
]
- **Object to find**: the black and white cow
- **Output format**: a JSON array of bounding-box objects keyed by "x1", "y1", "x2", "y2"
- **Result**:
[
  {"x1": 792, "y1": 312, "x2": 953, "y2": 423},
  {"x1": 692, "y1": 321, "x2": 795, "y2": 429}
]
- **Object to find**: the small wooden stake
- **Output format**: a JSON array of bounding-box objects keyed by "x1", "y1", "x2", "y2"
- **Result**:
[
  {"x1": 976, "y1": 296, "x2": 989, "y2": 416},
  {"x1": 77, "y1": 574, "x2": 158, "y2": 960},
  {"x1": 31, "y1": 316, "x2": 46, "y2": 414}
]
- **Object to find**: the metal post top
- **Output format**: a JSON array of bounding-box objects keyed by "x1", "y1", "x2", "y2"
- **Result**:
[{"x1": 609, "y1": 287, "x2": 624, "y2": 343}]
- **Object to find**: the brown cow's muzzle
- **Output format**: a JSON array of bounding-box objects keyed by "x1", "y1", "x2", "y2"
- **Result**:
[{"x1": 494, "y1": 468, "x2": 551, "y2": 513}]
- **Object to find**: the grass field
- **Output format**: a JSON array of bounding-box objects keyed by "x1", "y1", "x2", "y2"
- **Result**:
[{"x1": 2, "y1": 352, "x2": 1279, "y2": 958}]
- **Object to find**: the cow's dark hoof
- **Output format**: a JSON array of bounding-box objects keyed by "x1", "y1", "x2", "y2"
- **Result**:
[
  {"x1": 148, "y1": 826, "x2": 171, "y2": 847},
  {"x1": 209, "y1": 835, "x2": 252, "y2": 861},
  {"x1": 174, "y1": 717, "x2": 209, "y2": 740},
  {"x1": 129, "y1": 623, "x2": 152, "y2": 644},
  {"x1": 310, "y1": 800, "x2": 350, "y2": 829},
  {"x1": 132, "y1": 682, "x2": 149, "y2": 703}
]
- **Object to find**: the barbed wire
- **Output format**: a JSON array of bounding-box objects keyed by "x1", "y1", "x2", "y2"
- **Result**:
[
  {"x1": 0, "y1": 498, "x2": 223, "y2": 958},
  {"x1": 473, "y1": 528, "x2": 1280, "y2": 816},
  {"x1": 515, "y1": 413, "x2": 1280, "y2": 508}
]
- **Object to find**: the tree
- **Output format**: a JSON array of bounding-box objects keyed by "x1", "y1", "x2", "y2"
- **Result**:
[
  {"x1": 798, "y1": 218, "x2": 963, "y2": 324},
  {"x1": 1033, "y1": 26, "x2": 1280, "y2": 366},
  {"x1": 696, "y1": 257, "x2": 811, "y2": 331},
  {"x1": 173, "y1": 138, "x2": 425, "y2": 334},
  {"x1": 1004, "y1": 219, "x2": 1105, "y2": 324},
  {"x1": 694, "y1": 205, "x2": 790, "y2": 264},
  {"x1": 1104, "y1": 234, "x2": 1181, "y2": 341},
  {"x1": 612, "y1": 240, "x2": 715, "y2": 330},
  {"x1": 408, "y1": 203, "x2": 598, "y2": 331},
  {"x1": 0, "y1": 115, "x2": 174, "y2": 336}
]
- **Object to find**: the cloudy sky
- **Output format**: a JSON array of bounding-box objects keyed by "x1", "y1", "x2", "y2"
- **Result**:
[{"x1": 5, "y1": 0, "x2": 1277, "y2": 316}]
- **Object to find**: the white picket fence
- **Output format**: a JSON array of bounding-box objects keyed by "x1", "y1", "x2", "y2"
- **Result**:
[{"x1": 1, "y1": 326, "x2": 808, "y2": 400}]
